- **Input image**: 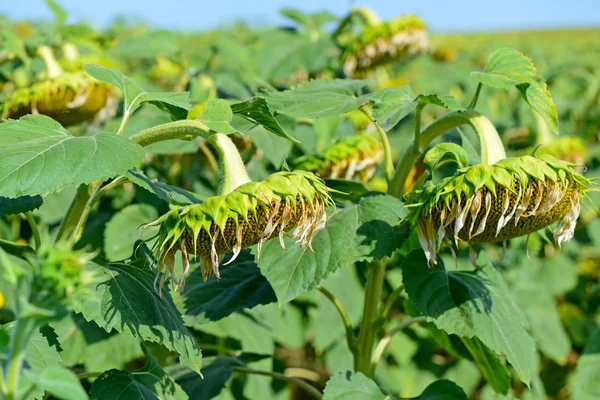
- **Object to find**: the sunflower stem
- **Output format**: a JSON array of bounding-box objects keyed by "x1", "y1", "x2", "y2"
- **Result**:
[
  {"x1": 316, "y1": 285, "x2": 357, "y2": 353},
  {"x1": 37, "y1": 45, "x2": 64, "y2": 79},
  {"x1": 209, "y1": 133, "x2": 252, "y2": 195},
  {"x1": 534, "y1": 111, "x2": 554, "y2": 146},
  {"x1": 24, "y1": 212, "x2": 40, "y2": 251},
  {"x1": 388, "y1": 110, "x2": 505, "y2": 198},
  {"x1": 468, "y1": 82, "x2": 483, "y2": 109},
  {"x1": 360, "y1": 107, "x2": 394, "y2": 182},
  {"x1": 233, "y1": 367, "x2": 322, "y2": 400},
  {"x1": 130, "y1": 119, "x2": 211, "y2": 147}
]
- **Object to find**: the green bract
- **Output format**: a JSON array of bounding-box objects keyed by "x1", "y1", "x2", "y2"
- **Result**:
[
  {"x1": 343, "y1": 14, "x2": 429, "y2": 77},
  {"x1": 293, "y1": 133, "x2": 383, "y2": 181},
  {"x1": 147, "y1": 170, "x2": 334, "y2": 290},
  {"x1": 407, "y1": 154, "x2": 591, "y2": 265},
  {"x1": 2, "y1": 71, "x2": 114, "y2": 126}
]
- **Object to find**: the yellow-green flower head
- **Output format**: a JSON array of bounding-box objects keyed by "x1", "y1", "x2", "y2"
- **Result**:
[
  {"x1": 407, "y1": 155, "x2": 590, "y2": 265},
  {"x1": 293, "y1": 133, "x2": 384, "y2": 182},
  {"x1": 147, "y1": 171, "x2": 333, "y2": 290},
  {"x1": 2, "y1": 71, "x2": 114, "y2": 126},
  {"x1": 343, "y1": 14, "x2": 429, "y2": 77}
]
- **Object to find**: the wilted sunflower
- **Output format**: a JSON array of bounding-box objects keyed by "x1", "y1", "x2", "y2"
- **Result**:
[
  {"x1": 146, "y1": 170, "x2": 333, "y2": 290},
  {"x1": 407, "y1": 154, "x2": 591, "y2": 265},
  {"x1": 294, "y1": 133, "x2": 383, "y2": 182},
  {"x1": 343, "y1": 14, "x2": 429, "y2": 77},
  {"x1": 2, "y1": 46, "x2": 114, "y2": 126}
]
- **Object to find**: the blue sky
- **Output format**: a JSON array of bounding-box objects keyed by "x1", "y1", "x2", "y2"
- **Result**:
[{"x1": 1, "y1": 0, "x2": 599, "y2": 33}]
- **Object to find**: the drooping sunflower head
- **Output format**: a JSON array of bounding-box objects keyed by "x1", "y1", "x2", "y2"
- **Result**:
[
  {"x1": 147, "y1": 171, "x2": 333, "y2": 291},
  {"x1": 293, "y1": 133, "x2": 383, "y2": 182},
  {"x1": 407, "y1": 155, "x2": 592, "y2": 265},
  {"x1": 343, "y1": 14, "x2": 429, "y2": 77},
  {"x1": 2, "y1": 71, "x2": 114, "y2": 126}
]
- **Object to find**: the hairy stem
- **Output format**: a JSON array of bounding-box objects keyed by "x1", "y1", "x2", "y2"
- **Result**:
[
  {"x1": 24, "y1": 212, "x2": 40, "y2": 251},
  {"x1": 209, "y1": 133, "x2": 252, "y2": 195},
  {"x1": 369, "y1": 316, "x2": 427, "y2": 373},
  {"x1": 360, "y1": 107, "x2": 394, "y2": 182},
  {"x1": 130, "y1": 119, "x2": 211, "y2": 147},
  {"x1": 233, "y1": 366, "x2": 322, "y2": 400},
  {"x1": 316, "y1": 285, "x2": 357, "y2": 352},
  {"x1": 388, "y1": 110, "x2": 505, "y2": 198},
  {"x1": 355, "y1": 259, "x2": 387, "y2": 376}
]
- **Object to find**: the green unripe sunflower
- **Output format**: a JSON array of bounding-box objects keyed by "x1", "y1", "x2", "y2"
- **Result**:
[
  {"x1": 293, "y1": 133, "x2": 383, "y2": 182},
  {"x1": 147, "y1": 170, "x2": 333, "y2": 290},
  {"x1": 407, "y1": 154, "x2": 590, "y2": 265},
  {"x1": 343, "y1": 14, "x2": 429, "y2": 77}
]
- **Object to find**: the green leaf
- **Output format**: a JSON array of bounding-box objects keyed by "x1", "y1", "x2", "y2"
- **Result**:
[
  {"x1": 417, "y1": 93, "x2": 465, "y2": 111},
  {"x1": 460, "y1": 337, "x2": 510, "y2": 395},
  {"x1": 104, "y1": 204, "x2": 159, "y2": 262},
  {"x1": 0, "y1": 195, "x2": 42, "y2": 217},
  {"x1": 471, "y1": 48, "x2": 537, "y2": 89},
  {"x1": 369, "y1": 86, "x2": 418, "y2": 131},
  {"x1": 231, "y1": 97, "x2": 297, "y2": 142},
  {"x1": 125, "y1": 168, "x2": 206, "y2": 206},
  {"x1": 24, "y1": 367, "x2": 88, "y2": 400},
  {"x1": 402, "y1": 251, "x2": 536, "y2": 386},
  {"x1": 90, "y1": 346, "x2": 187, "y2": 400},
  {"x1": 256, "y1": 193, "x2": 407, "y2": 304},
  {"x1": 175, "y1": 251, "x2": 276, "y2": 325},
  {"x1": 46, "y1": 0, "x2": 67, "y2": 26},
  {"x1": 412, "y1": 380, "x2": 468, "y2": 400},
  {"x1": 573, "y1": 328, "x2": 600, "y2": 400},
  {"x1": 261, "y1": 79, "x2": 371, "y2": 118},
  {"x1": 517, "y1": 77, "x2": 559, "y2": 135},
  {"x1": 72, "y1": 255, "x2": 202, "y2": 373},
  {"x1": 0, "y1": 115, "x2": 145, "y2": 198},
  {"x1": 198, "y1": 99, "x2": 236, "y2": 134},
  {"x1": 423, "y1": 143, "x2": 469, "y2": 182},
  {"x1": 248, "y1": 126, "x2": 293, "y2": 168},
  {"x1": 83, "y1": 64, "x2": 190, "y2": 122},
  {"x1": 323, "y1": 371, "x2": 385, "y2": 400},
  {"x1": 170, "y1": 357, "x2": 244, "y2": 400}
]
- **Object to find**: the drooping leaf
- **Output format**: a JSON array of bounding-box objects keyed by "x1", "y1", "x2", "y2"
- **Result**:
[
  {"x1": 471, "y1": 48, "x2": 537, "y2": 89},
  {"x1": 170, "y1": 357, "x2": 245, "y2": 400},
  {"x1": 256, "y1": 193, "x2": 407, "y2": 304},
  {"x1": 231, "y1": 97, "x2": 297, "y2": 142},
  {"x1": 125, "y1": 168, "x2": 206, "y2": 206},
  {"x1": 517, "y1": 77, "x2": 559, "y2": 135},
  {"x1": 104, "y1": 204, "x2": 159, "y2": 262},
  {"x1": 417, "y1": 93, "x2": 465, "y2": 111},
  {"x1": 261, "y1": 79, "x2": 371, "y2": 118},
  {"x1": 198, "y1": 99, "x2": 236, "y2": 134},
  {"x1": 175, "y1": 251, "x2": 276, "y2": 325},
  {"x1": 0, "y1": 115, "x2": 145, "y2": 198},
  {"x1": 402, "y1": 251, "x2": 536, "y2": 386},
  {"x1": 72, "y1": 255, "x2": 202, "y2": 373},
  {"x1": 0, "y1": 195, "x2": 43, "y2": 217},
  {"x1": 323, "y1": 371, "x2": 385, "y2": 400},
  {"x1": 369, "y1": 86, "x2": 418, "y2": 131},
  {"x1": 83, "y1": 64, "x2": 190, "y2": 124}
]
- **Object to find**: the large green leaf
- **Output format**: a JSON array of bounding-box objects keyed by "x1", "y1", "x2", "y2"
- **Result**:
[
  {"x1": 517, "y1": 77, "x2": 559, "y2": 135},
  {"x1": 256, "y1": 193, "x2": 406, "y2": 304},
  {"x1": 23, "y1": 367, "x2": 88, "y2": 400},
  {"x1": 369, "y1": 86, "x2": 417, "y2": 131},
  {"x1": 125, "y1": 168, "x2": 206, "y2": 206},
  {"x1": 90, "y1": 346, "x2": 187, "y2": 400},
  {"x1": 170, "y1": 357, "x2": 244, "y2": 400},
  {"x1": 573, "y1": 327, "x2": 600, "y2": 400},
  {"x1": 0, "y1": 115, "x2": 145, "y2": 198},
  {"x1": 104, "y1": 204, "x2": 159, "y2": 261},
  {"x1": 231, "y1": 97, "x2": 297, "y2": 142},
  {"x1": 72, "y1": 255, "x2": 202, "y2": 373},
  {"x1": 402, "y1": 251, "x2": 536, "y2": 385},
  {"x1": 198, "y1": 99, "x2": 237, "y2": 134},
  {"x1": 460, "y1": 337, "x2": 510, "y2": 395},
  {"x1": 175, "y1": 251, "x2": 276, "y2": 325},
  {"x1": 261, "y1": 79, "x2": 371, "y2": 118},
  {"x1": 0, "y1": 195, "x2": 42, "y2": 217},
  {"x1": 84, "y1": 64, "x2": 190, "y2": 124},
  {"x1": 471, "y1": 48, "x2": 537, "y2": 89},
  {"x1": 323, "y1": 371, "x2": 385, "y2": 400}
]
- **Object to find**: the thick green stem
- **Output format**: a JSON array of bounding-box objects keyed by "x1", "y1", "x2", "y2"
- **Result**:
[
  {"x1": 4, "y1": 317, "x2": 38, "y2": 400},
  {"x1": 388, "y1": 110, "x2": 505, "y2": 198},
  {"x1": 130, "y1": 119, "x2": 211, "y2": 146},
  {"x1": 360, "y1": 107, "x2": 394, "y2": 182},
  {"x1": 55, "y1": 184, "x2": 91, "y2": 242},
  {"x1": 24, "y1": 212, "x2": 40, "y2": 251},
  {"x1": 233, "y1": 366, "x2": 322, "y2": 400},
  {"x1": 355, "y1": 259, "x2": 387, "y2": 376},
  {"x1": 37, "y1": 46, "x2": 63, "y2": 79},
  {"x1": 209, "y1": 133, "x2": 252, "y2": 195},
  {"x1": 534, "y1": 111, "x2": 553, "y2": 146},
  {"x1": 316, "y1": 285, "x2": 357, "y2": 353}
]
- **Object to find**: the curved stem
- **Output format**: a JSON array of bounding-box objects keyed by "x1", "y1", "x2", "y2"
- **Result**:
[
  {"x1": 380, "y1": 284, "x2": 404, "y2": 321},
  {"x1": 388, "y1": 110, "x2": 505, "y2": 198},
  {"x1": 232, "y1": 366, "x2": 322, "y2": 400},
  {"x1": 130, "y1": 119, "x2": 211, "y2": 147},
  {"x1": 360, "y1": 107, "x2": 394, "y2": 182},
  {"x1": 316, "y1": 285, "x2": 357, "y2": 352},
  {"x1": 37, "y1": 45, "x2": 63, "y2": 79},
  {"x1": 468, "y1": 82, "x2": 483, "y2": 109},
  {"x1": 55, "y1": 184, "x2": 91, "y2": 242},
  {"x1": 24, "y1": 212, "x2": 40, "y2": 251},
  {"x1": 198, "y1": 141, "x2": 220, "y2": 175},
  {"x1": 354, "y1": 259, "x2": 387, "y2": 376},
  {"x1": 534, "y1": 111, "x2": 553, "y2": 146},
  {"x1": 209, "y1": 133, "x2": 252, "y2": 195},
  {"x1": 369, "y1": 316, "x2": 427, "y2": 373}
]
